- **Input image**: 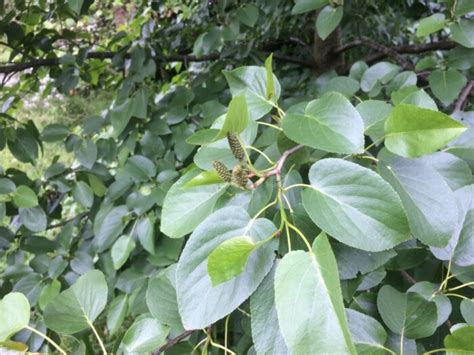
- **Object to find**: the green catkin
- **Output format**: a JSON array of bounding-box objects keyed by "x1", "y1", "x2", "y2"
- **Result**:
[
  {"x1": 213, "y1": 160, "x2": 232, "y2": 182},
  {"x1": 231, "y1": 165, "x2": 249, "y2": 188},
  {"x1": 227, "y1": 132, "x2": 245, "y2": 161}
]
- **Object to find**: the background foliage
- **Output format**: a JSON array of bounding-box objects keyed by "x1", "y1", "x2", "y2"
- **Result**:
[{"x1": 0, "y1": 0, "x2": 473, "y2": 354}]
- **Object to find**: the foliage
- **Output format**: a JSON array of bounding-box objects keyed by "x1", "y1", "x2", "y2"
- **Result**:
[{"x1": 0, "y1": 0, "x2": 473, "y2": 354}]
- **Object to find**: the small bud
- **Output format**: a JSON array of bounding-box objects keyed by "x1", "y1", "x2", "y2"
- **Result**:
[
  {"x1": 227, "y1": 132, "x2": 245, "y2": 161},
  {"x1": 213, "y1": 160, "x2": 232, "y2": 182}
]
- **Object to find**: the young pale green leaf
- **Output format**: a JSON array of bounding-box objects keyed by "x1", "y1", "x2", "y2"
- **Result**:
[
  {"x1": 321, "y1": 76, "x2": 360, "y2": 98},
  {"x1": 118, "y1": 318, "x2": 170, "y2": 354},
  {"x1": 0, "y1": 293, "x2": 30, "y2": 342},
  {"x1": 236, "y1": 4, "x2": 259, "y2": 27},
  {"x1": 461, "y1": 299, "x2": 474, "y2": 325},
  {"x1": 274, "y1": 233, "x2": 356, "y2": 354},
  {"x1": 428, "y1": 69, "x2": 467, "y2": 105},
  {"x1": 282, "y1": 92, "x2": 364, "y2": 154},
  {"x1": 250, "y1": 264, "x2": 289, "y2": 355},
  {"x1": 316, "y1": 5, "x2": 343, "y2": 40},
  {"x1": 379, "y1": 158, "x2": 458, "y2": 248},
  {"x1": 184, "y1": 170, "x2": 225, "y2": 188},
  {"x1": 146, "y1": 264, "x2": 183, "y2": 330},
  {"x1": 38, "y1": 280, "x2": 61, "y2": 311},
  {"x1": 416, "y1": 14, "x2": 446, "y2": 37},
  {"x1": 68, "y1": 0, "x2": 83, "y2": 14},
  {"x1": 444, "y1": 326, "x2": 474, "y2": 351},
  {"x1": 450, "y1": 19, "x2": 474, "y2": 48},
  {"x1": 346, "y1": 309, "x2": 387, "y2": 355},
  {"x1": 207, "y1": 236, "x2": 257, "y2": 286},
  {"x1": 111, "y1": 235, "x2": 136, "y2": 270},
  {"x1": 224, "y1": 66, "x2": 280, "y2": 120},
  {"x1": 44, "y1": 270, "x2": 108, "y2": 334},
  {"x1": 13, "y1": 186, "x2": 38, "y2": 208},
  {"x1": 107, "y1": 294, "x2": 128, "y2": 336},
  {"x1": 430, "y1": 184, "x2": 473, "y2": 265},
  {"x1": 302, "y1": 158, "x2": 410, "y2": 252},
  {"x1": 356, "y1": 100, "x2": 392, "y2": 143},
  {"x1": 291, "y1": 0, "x2": 327, "y2": 14},
  {"x1": 215, "y1": 95, "x2": 249, "y2": 140},
  {"x1": 161, "y1": 168, "x2": 227, "y2": 239},
  {"x1": 265, "y1": 54, "x2": 274, "y2": 100},
  {"x1": 176, "y1": 206, "x2": 277, "y2": 329},
  {"x1": 72, "y1": 181, "x2": 94, "y2": 208},
  {"x1": 384, "y1": 104, "x2": 466, "y2": 158},
  {"x1": 75, "y1": 139, "x2": 97, "y2": 169},
  {"x1": 377, "y1": 285, "x2": 437, "y2": 339}
]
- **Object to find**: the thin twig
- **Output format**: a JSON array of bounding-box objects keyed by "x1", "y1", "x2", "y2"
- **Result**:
[
  {"x1": 453, "y1": 80, "x2": 474, "y2": 113},
  {"x1": 152, "y1": 330, "x2": 196, "y2": 354}
]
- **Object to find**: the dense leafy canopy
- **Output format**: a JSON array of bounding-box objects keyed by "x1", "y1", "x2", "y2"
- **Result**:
[{"x1": 0, "y1": 0, "x2": 473, "y2": 354}]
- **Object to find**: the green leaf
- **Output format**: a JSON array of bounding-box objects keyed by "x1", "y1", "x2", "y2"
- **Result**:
[
  {"x1": 291, "y1": 0, "x2": 327, "y2": 14},
  {"x1": 207, "y1": 236, "x2": 257, "y2": 286},
  {"x1": 44, "y1": 270, "x2": 108, "y2": 334},
  {"x1": 161, "y1": 168, "x2": 227, "y2": 239},
  {"x1": 8, "y1": 128, "x2": 39, "y2": 164},
  {"x1": 384, "y1": 104, "x2": 466, "y2": 158},
  {"x1": 224, "y1": 66, "x2": 280, "y2": 120},
  {"x1": 38, "y1": 280, "x2": 61, "y2": 311},
  {"x1": 302, "y1": 158, "x2": 410, "y2": 252},
  {"x1": 346, "y1": 309, "x2": 387, "y2": 355},
  {"x1": 408, "y1": 282, "x2": 452, "y2": 327},
  {"x1": 184, "y1": 170, "x2": 224, "y2": 188},
  {"x1": 93, "y1": 205, "x2": 129, "y2": 252},
  {"x1": 216, "y1": 95, "x2": 249, "y2": 140},
  {"x1": 146, "y1": 265, "x2": 183, "y2": 329},
  {"x1": 265, "y1": 54, "x2": 275, "y2": 100},
  {"x1": 282, "y1": 92, "x2": 364, "y2": 154},
  {"x1": 379, "y1": 158, "x2": 458, "y2": 248},
  {"x1": 274, "y1": 233, "x2": 356, "y2": 354},
  {"x1": 250, "y1": 264, "x2": 289, "y2": 355},
  {"x1": 125, "y1": 155, "x2": 157, "y2": 182},
  {"x1": 0, "y1": 178, "x2": 16, "y2": 195},
  {"x1": 107, "y1": 294, "x2": 128, "y2": 336},
  {"x1": 186, "y1": 129, "x2": 221, "y2": 145},
  {"x1": 20, "y1": 207, "x2": 47, "y2": 232},
  {"x1": 136, "y1": 216, "x2": 155, "y2": 254},
  {"x1": 68, "y1": 0, "x2": 83, "y2": 14},
  {"x1": 236, "y1": 4, "x2": 259, "y2": 27},
  {"x1": 430, "y1": 184, "x2": 474, "y2": 265},
  {"x1": 111, "y1": 235, "x2": 136, "y2": 270},
  {"x1": 118, "y1": 318, "x2": 170, "y2": 354},
  {"x1": 110, "y1": 99, "x2": 134, "y2": 137},
  {"x1": 0, "y1": 293, "x2": 30, "y2": 342},
  {"x1": 13, "y1": 186, "x2": 38, "y2": 208},
  {"x1": 41, "y1": 124, "x2": 69, "y2": 142},
  {"x1": 316, "y1": 5, "x2": 343, "y2": 40},
  {"x1": 450, "y1": 19, "x2": 474, "y2": 48},
  {"x1": 461, "y1": 299, "x2": 474, "y2": 325},
  {"x1": 75, "y1": 139, "x2": 97, "y2": 169},
  {"x1": 429, "y1": 69, "x2": 467, "y2": 106},
  {"x1": 419, "y1": 152, "x2": 473, "y2": 190},
  {"x1": 321, "y1": 76, "x2": 360, "y2": 98},
  {"x1": 176, "y1": 206, "x2": 277, "y2": 329},
  {"x1": 72, "y1": 181, "x2": 94, "y2": 208},
  {"x1": 356, "y1": 100, "x2": 392, "y2": 143},
  {"x1": 377, "y1": 285, "x2": 437, "y2": 339},
  {"x1": 416, "y1": 14, "x2": 446, "y2": 37},
  {"x1": 361, "y1": 62, "x2": 400, "y2": 93},
  {"x1": 444, "y1": 326, "x2": 474, "y2": 351}
]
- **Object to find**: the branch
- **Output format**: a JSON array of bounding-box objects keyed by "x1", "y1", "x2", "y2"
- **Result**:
[
  {"x1": 0, "y1": 51, "x2": 220, "y2": 74},
  {"x1": 152, "y1": 330, "x2": 196, "y2": 354},
  {"x1": 453, "y1": 80, "x2": 474, "y2": 113}
]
